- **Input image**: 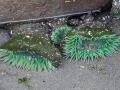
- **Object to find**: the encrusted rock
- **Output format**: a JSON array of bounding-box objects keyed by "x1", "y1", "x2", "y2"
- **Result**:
[{"x1": 0, "y1": 0, "x2": 112, "y2": 23}]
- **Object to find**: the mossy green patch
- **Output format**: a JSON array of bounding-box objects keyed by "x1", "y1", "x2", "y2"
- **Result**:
[
  {"x1": 18, "y1": 77, "x2": 30, "y2": 89},
  {"x1": 0, "y1": 33, "x2": 61, "y2": 71}
]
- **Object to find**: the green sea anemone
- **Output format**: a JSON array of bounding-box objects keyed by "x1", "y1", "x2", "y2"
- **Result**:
[
  {"x1": 60, "y1": 28, "x2": 120, "y2": 61},
  {"x1": 0, "y1": 34, "x2": 61, "y2": 71},
  {"x1": 0, "y1": 49, "x2": 55, "y2": 71},
  {"x1": 51, "y1": 26, "x2": 71, "y2": 44}
]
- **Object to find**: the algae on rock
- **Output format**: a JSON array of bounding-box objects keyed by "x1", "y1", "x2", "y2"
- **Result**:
[
  {"x1": 52, "y1": 27, "x2": 120, "y2": 61},
  {"x1": 0, "y1": 33, "x2": 61, "y2": 71}
]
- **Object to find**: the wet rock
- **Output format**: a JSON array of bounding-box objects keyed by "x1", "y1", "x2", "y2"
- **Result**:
[
  {"x1": 111, "y1": 0, "x2": 120, "y2": 35},
  {"x1": 7, "y1": 22, "x2": 51, "y2": 37},
  {"x1": 111, "y1": 0, "x2": 120, "y2": 18},
  {"x1": 111, "y1": 19, "x2": 120, "y2": 35},
  {"x1": 67, "y1": 16, "x2": 80, "y2": 26},
  {"x1": 0, "y1": 0, "x2": 112, "y2": 23},
  {"x1": 80, "y1": 14, "x2": 94, "y2": 23},
  {"x1": 0, "y1": 29, "x2": 10, "y2": 46}
]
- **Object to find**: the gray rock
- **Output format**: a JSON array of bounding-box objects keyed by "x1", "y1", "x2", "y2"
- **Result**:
[
  {"x1": 0, "y1": 29, "x2": 10, "y2": 46},
  {"x1": 0, "y1": 0, "x2": 112, "y2": 23}
]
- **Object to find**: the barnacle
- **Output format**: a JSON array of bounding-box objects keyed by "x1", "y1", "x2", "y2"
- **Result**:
[
  {"x1": 0, "y1": 34, "x2": 61, "y2": 71},
  {"x1": 60, "y1": 28, "x2": 120, "y2": 61}
]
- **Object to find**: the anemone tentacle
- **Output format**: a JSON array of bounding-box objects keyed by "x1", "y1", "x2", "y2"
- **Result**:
[
  {"x1": 0, "y1": 49, "x2": 56, "y2": 71},
  {"x1": 61, "y1": 28, "x2": 120, "y2": 61},
  {"x1": 51, "y1": 26, "x2": 71, "y2": 44},
  {"x1": 0, "y1": 33, "x2": 61, "y2": 72}
]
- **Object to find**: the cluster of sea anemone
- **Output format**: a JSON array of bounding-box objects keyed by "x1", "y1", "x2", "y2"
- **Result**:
[
  {"x1": 51, "y1": 26, "x2": 120, "y2": 61},
  {"x1": 0, "y1": 0, "x2": 120, "y2": 72},
  {"x1": 0, "y1": 25, "x2": 120, "y2": 72}
]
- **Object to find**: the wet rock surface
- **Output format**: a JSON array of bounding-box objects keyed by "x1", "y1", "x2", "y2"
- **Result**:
[
  {"x1": 0, "y1": 0, "x2": 112, "y2": 23},
  {"x1": 110, "y1": 0, "x2": 120, "y2": 35},
  {"x1": 0, "y1": 29, "x2": 10, "y2": 46},
  {"x1": 6, "y1": 10, "x2": 111, "y2": 36}
]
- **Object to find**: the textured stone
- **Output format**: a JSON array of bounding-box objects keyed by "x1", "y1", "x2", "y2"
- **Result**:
[
  {"x1": 0, "y1": 0, "x2": 112, "y2": 23},
  {"x1": 111, "y1": 0, "x2": 120, "y2": 35}
]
